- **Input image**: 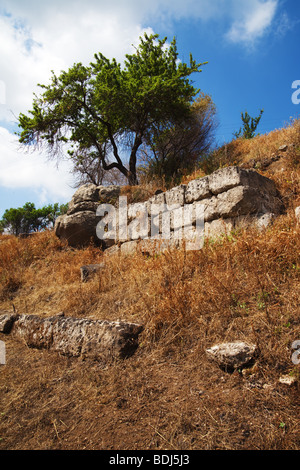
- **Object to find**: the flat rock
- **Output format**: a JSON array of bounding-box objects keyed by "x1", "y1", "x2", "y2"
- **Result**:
[
  {"x1": 8, "y1": 314, "x2": 143, "y2": 361},
  {"x1": 80, "y1": 263, "x2": 105, "y2": 282}
]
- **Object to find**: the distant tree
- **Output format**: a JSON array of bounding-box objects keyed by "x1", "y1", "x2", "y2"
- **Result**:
[
  {"x1": 0, "y1": 202, "x2": 68, "y2": 235},
  {"x1": 45, "y1": 202, "x2": 69, "y2": 228},
  {"x1": 18, "y1": 33, "x2": 207, "y2": 186},
  {"x1": 234, "y1": 109, "x2": 264, "y2": 139},
  {"x1": 139, "y1": 92, "x2": 217, "y2": 184}
]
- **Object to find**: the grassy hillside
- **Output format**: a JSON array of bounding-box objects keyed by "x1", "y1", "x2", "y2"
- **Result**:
[{"x1": 0, "y1": 119, "x2": 299, "y2": 450}]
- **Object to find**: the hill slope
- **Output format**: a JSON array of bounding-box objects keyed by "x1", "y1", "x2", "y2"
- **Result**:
[{"x1": 0, "y1": 120, "x2": 299, "y2": 450}]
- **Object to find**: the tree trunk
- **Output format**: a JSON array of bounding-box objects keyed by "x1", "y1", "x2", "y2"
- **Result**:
[{"x1": 127, "y1": 171, "x2": 138, "y2": 186}]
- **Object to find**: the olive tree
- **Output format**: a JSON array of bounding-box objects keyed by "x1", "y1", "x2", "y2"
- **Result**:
[{"x1": 18, "y1": 33, "x2": 207, "y2": 186}]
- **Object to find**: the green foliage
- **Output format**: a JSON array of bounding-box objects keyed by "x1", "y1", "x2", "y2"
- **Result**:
[
  {"x1": 139, "y1": 92, "x2": 217, "y2": 184},
  {"x1": 0, "y1": 202, "x2": 68, "y2": 236},
  {"x1": 234, "y1": 109, "x2": 264, "y2": 139},
  {"x1": 18, "y1": 33, "x2": 207, "y2": 185}
]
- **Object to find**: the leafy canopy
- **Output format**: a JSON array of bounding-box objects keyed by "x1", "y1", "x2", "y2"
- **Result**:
[
  {"x1": 0, "y1": 202, "x2": 68, "y2": 236},
  {"x1": 18, "y1": 33, "x2": 207, "y2": 185}
]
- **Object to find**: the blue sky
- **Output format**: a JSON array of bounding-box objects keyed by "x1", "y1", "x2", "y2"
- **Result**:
[{"x1": 0, "y1": 0, "x2": 299, "y2": 218}]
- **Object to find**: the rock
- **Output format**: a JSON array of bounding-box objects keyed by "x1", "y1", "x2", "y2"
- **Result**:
[
  {"x1": 8, "y1": 314, "x2": 143, "y2": 361},
  {"x1": 206, "y1": 341, "x2": 257, "y2": 371},
  {"x1": 55, "y1": 184, "x2": 121, "y2": 247},
  {"x1": 0, "y1": 312, "x2": 17, "y2": 334},
  {"x1": 207, "y1": 166, "x2": 278, "y2": 196},
  {"x1": 54, "y1": 166, "x2": 284, "y2": 250},
  {"x1": 103, "y1": 244, "x2": 120, "y2": 257},
  {"x1": 204, "y1": 218, "x2": 235, "y2": 237},
  {"x1": 80, "y1": 263, "x2": 105, "y2": 282},
  {"x1": 165, "y1": 185, "x2": 186, "y2": 206},
  {"x1": 67, "y1": 200, "x2": 99, "y2": 216},
  {"x1": 120, "y1": 240, "x2": 139, "y2": 255},
  {"x1": 279, "y1": 374, "x2": 297, "y2": 386},
  {"x1": 55, "y1": 211, "x2": 101, "y2": 248},
  {"x1": 204, "y1": 185, "x2": 282, "y2": 222},
  {"x1": 185, "y1": 176, "x2": 211, "y2": 204},
  {"x1": 98, "y1": 185, "x2": 120, "y2": 203},
  {"x1": 146, "y1": 191, "x2": 166, "y2": 209},
  {"x1": 278, "y1": 144, "x2": 288, "y2": 152},
  {"x1": 70, "y1": 184, "x2": 99, "y2": 206},
  {"x1": 255, "y1": 212, "x2": 275, "y2": 230}
]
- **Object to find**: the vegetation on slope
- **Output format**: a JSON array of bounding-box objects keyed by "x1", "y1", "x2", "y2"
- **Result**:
[{"x1": 0, "y1": 119, "x2": 299, "y2": 450}]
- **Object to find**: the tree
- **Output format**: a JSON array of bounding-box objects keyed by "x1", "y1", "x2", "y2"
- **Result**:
[
  {"x1": 139, "y1": 92, "x2": 217, "y2": 184},
  {"x1": 18, "y1": 33, "x2": 207, "y2": 186},
  {"x1": 0, "y1": 202, "x2": 68, "y2": 235},
  {"x1": 233, "y1": 109, "x2": 264, "y2": 139}
]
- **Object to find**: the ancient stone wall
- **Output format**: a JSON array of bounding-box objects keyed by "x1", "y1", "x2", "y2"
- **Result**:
[{"x1": 55, "y1": 166, "x2": 284, "y2": 253}]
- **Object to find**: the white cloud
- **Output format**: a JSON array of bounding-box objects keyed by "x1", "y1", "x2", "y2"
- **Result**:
[
  {"x1": 0, "y1": 0, "x2": 286, "y2": 208},
  {"x1": 0, "y1": 0, "x2": 283, "y2": 122},
  {"x1": 226, "y1": 0, "x2": 279, "y2": 46},
  {"x1": 0, "y1": 126, "x2": 74, "y2": 203},
  {"x1": 0, "y1": 4, "x2": 155, "y2": 122}
]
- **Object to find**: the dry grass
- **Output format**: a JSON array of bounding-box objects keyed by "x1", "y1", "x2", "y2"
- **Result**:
[{"x1": 0, "y1": 120, "x2": 300, "y2": 450}]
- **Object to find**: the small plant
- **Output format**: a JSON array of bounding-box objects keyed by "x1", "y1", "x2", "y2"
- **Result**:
[
  {"x1": 256, "y1": 290, "x2": 269, "y2": 310},
  {"x1": 234, "y1": 109, "x2": 264, "y2": 139}
]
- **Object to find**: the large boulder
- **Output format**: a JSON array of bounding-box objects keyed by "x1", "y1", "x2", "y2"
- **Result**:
[
  {"x1": 55, "y1": 211, "x2": 101, "y2": 247},
  {"x1": 1, "y1": 313, "x2": 143, "y2": 361},
  {"x1": 55, "y1": 184, "x2": 120, "y2": 247}
]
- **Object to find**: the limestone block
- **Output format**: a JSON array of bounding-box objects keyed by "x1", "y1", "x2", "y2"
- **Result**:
[
  {"x1": 204, "y1": 185, "x2": 282, "y2": 222},
  {"x1": 120, "y1": 240, "x2": 139, "y2": 255},
  {"x1": 185, "y1": 176, "x2": 211, "y2": 203},
  {"x1": 208, "y1": 166, "x2": 279, "y2": 196},
  {"x1": 127, "y1": 202, "x2": 149, "y2": 239},
  {"x1": 164, "y1": 185, "x2": 186, "y2": 206},
  {"x1": 146, "y1": 191, "x2": 166, "y2": 214},
  {"x1": 138, "y1": 237, "x2": 181, "y2": 256},
  {"x1": 9, "y1": 314, "x2": 143, "y2": 360},
  {"x1": 204, "y1": 218, "x2": 235, "y2": 238}
]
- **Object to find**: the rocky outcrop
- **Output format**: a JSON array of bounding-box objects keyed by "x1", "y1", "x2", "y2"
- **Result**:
[
  {"x1": 55, "y1": 184, "x2": 120, "y2": 247},
  {"x1": 0, "y1": 313, "x2": 143, "y2": 361},
  {"x1": 55, "y1": 167, "x2": 284, "y2": 250}
]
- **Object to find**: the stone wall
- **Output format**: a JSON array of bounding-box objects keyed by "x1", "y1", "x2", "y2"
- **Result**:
[{"x1": 55, "y1": 166, "x2": 284, "y2": 253}]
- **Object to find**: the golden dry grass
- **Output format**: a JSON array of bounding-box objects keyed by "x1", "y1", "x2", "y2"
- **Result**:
[{"x1": 0, "y1": 120, "x2": 299, "y2": 450}]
